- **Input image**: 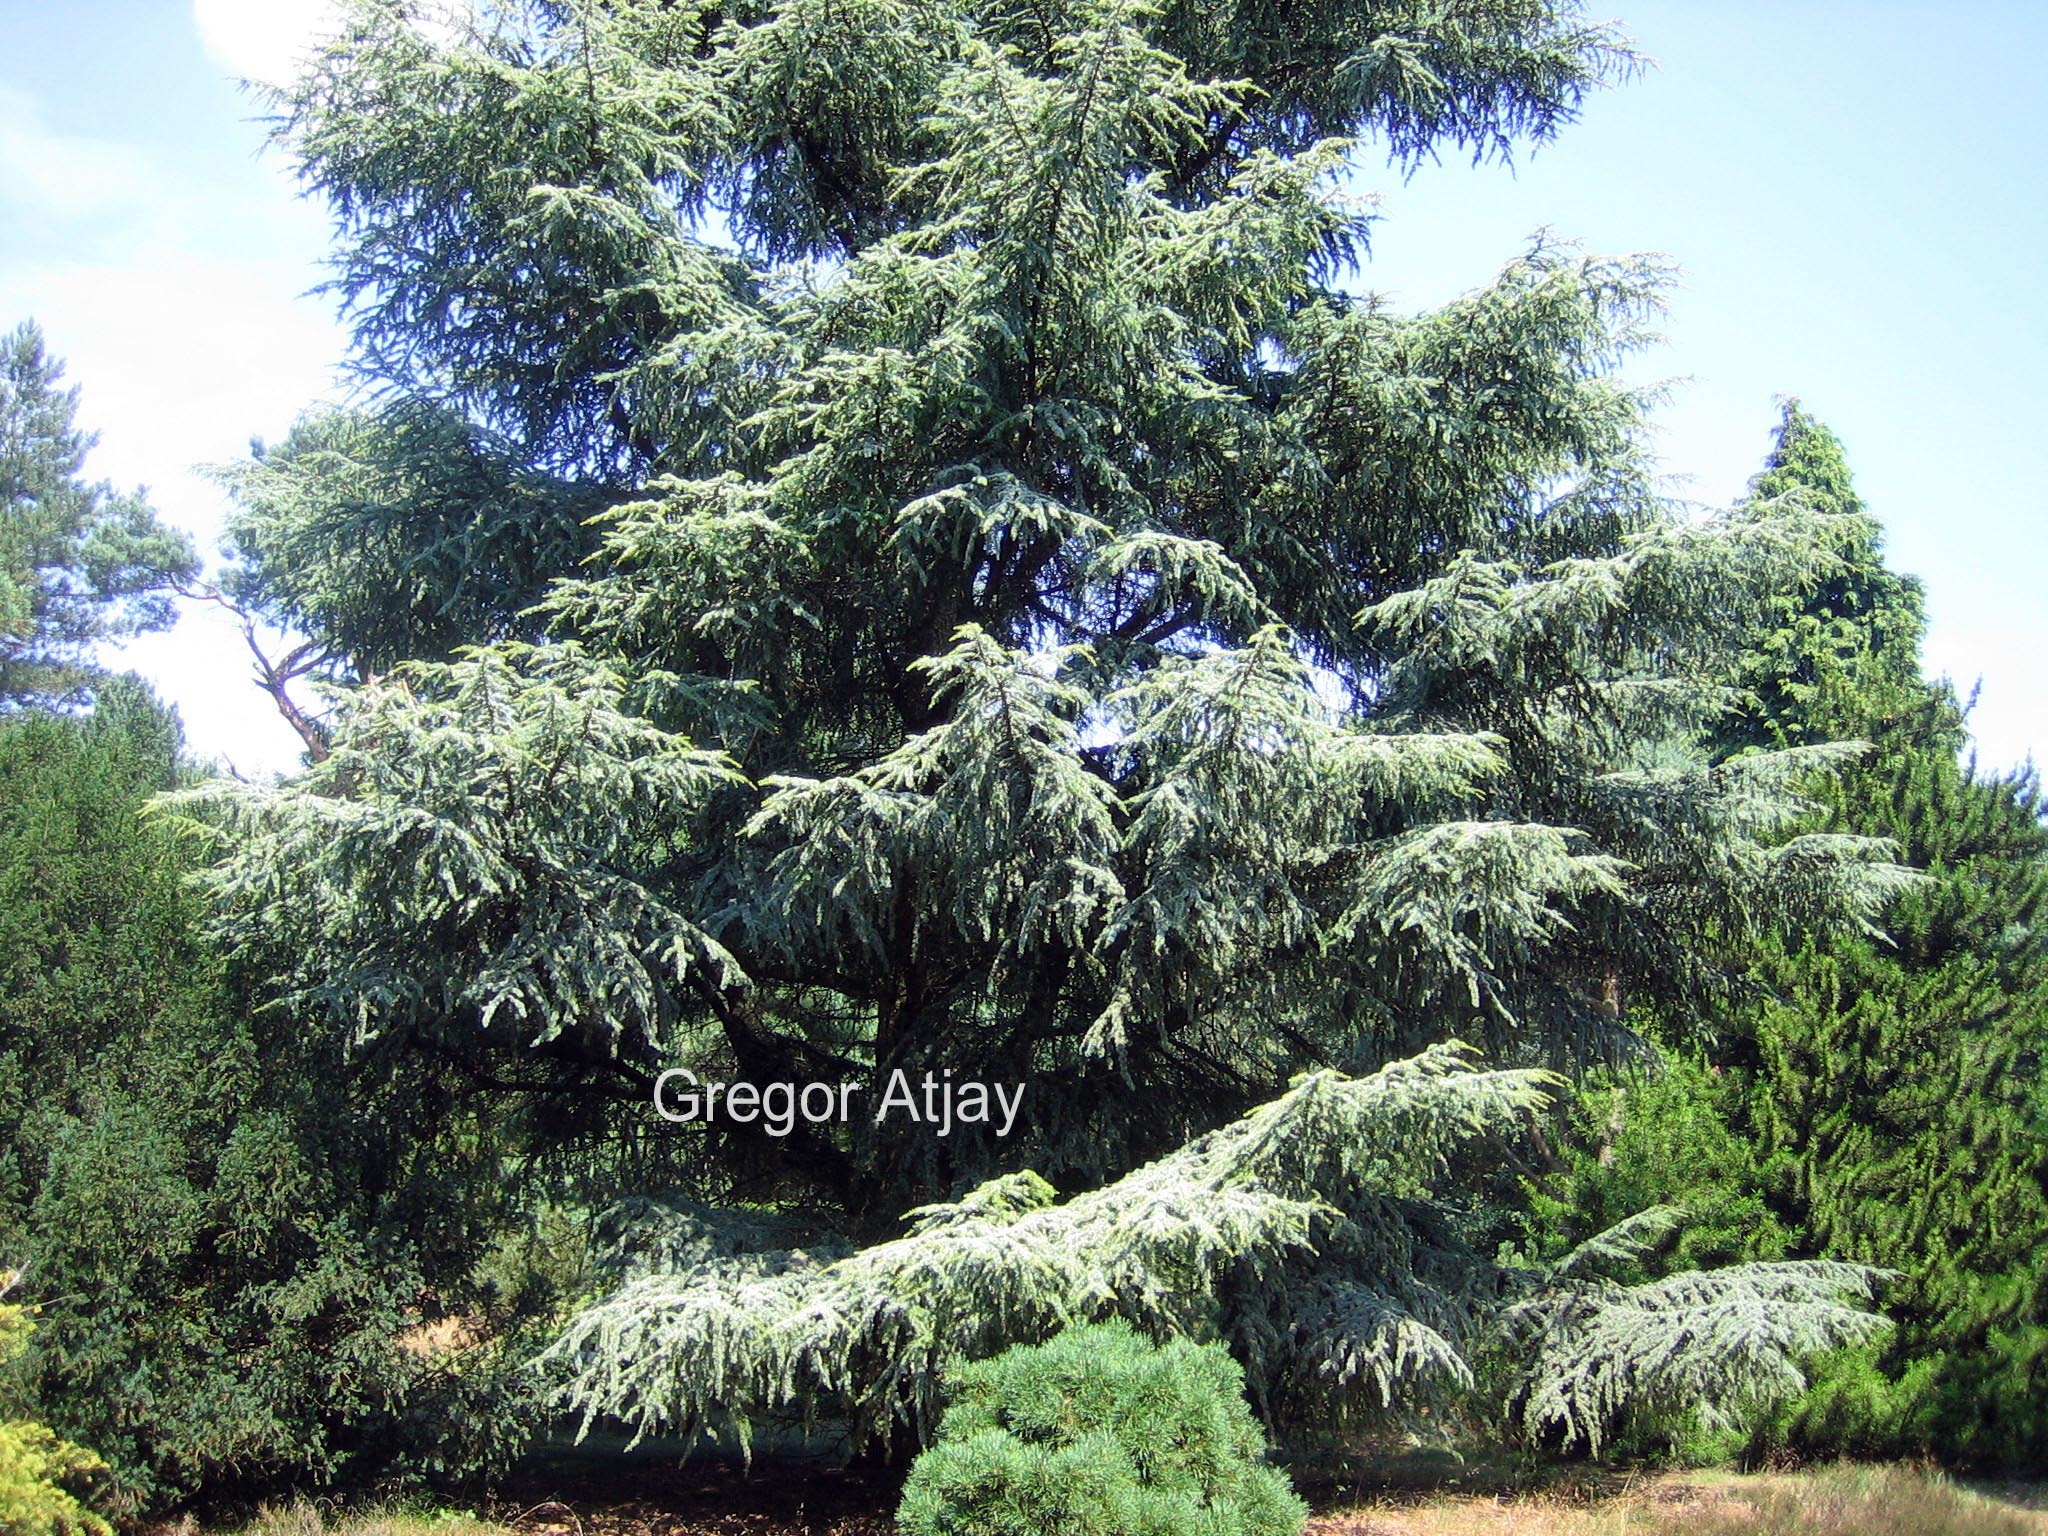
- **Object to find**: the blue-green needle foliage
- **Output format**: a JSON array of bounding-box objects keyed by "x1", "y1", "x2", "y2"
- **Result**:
[
  {"x1": 547, "y1": 1045, "x2": 1884, "y2": 1457},
  {"x1": 198, "y1": 0, "x2": 1904, "y2": 1211},
  {"x1": 897, "y1": 1322, "x2": 1307, "y2": 1536},
  {"x1": 174, "y1": 0, "x2": 1909, "y2": 1455}
]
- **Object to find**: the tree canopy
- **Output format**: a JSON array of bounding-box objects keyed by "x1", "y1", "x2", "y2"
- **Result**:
[
  {"x1": 0, "y1": 323, "x2": 197, "y2": 708},
  {"x1": 165, "y1": 0, "x2": 1917, "y2": 1454},
  {"x1": 192, "y1": 0, "x2": 1904, "y2": 1196}
]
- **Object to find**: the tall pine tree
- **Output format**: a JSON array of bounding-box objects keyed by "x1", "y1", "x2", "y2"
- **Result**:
[
  {"x1": 1527, "y1": 403, "x2": 2048, "y2": 1465},
  {"x1": 1732, "y1": 406, "x2": 2048, "y2": 1464},
  {"x1": 0, "y1": 323, "x2": 196, "y2": 708},
  {"x1": 1715, "y1": 401, "x2": 1929, "y2": 756}
]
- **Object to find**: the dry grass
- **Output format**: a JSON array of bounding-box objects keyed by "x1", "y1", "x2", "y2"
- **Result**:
[
  {"x1": 392, "y1": 1314, "x2": 486, "y2": 1359},
  {"x1": 1660, "y1": 1466, "x2": 2045, "y2": 1536},
  {"x1": 232, "y1": 1503, "x2": 510, "y2": 1536},
  {"x1": 1315, "y1": 1466, "x2": 2048, "y2": 1536}
]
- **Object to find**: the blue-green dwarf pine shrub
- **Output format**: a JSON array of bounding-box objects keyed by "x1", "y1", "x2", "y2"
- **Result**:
[{"x1": 897, "y1": 1321, "x2": 1306, "y2": 1536}]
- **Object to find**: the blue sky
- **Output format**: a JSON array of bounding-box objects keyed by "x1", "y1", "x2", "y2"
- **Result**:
[{"x1": 1, "y1": 1, "x2": 2042, "y2": 778}]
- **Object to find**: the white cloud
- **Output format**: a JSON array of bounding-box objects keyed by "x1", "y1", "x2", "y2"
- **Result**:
[
  {"x1": 192, "y1": 0, "x2": 348, "y2": 88},
  {"x1": 14, "y1": 254, "x2": 352, "y2": 779},
  {"x1": 191, "y1": 0, "x2": 474, "y2": 88}
]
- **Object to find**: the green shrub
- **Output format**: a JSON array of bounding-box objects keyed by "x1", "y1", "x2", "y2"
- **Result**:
[
  {"x1": 897, "y1": 1322, "x2": 1306, "y2": 1536},
  {"x1": 0, "y1": 1284, "x2": 110, "y2": 1536}
]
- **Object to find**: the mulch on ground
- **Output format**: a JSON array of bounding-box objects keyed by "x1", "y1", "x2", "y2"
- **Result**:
[
  {"x1": 486, "y1": 1448, "x2": 1600, "y2": 1536},
  {"x1": 490, "y1": 1454, "x2": 899, "y2": 1536}
]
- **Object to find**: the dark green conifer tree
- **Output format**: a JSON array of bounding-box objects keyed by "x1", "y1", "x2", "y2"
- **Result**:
[
  {"x1": 0, "y1": 682, "x2": 548, "y2": 1509},
  {"x1": 1755, "y1": 751, "x2": 2048, "y2": 1464},
  {"x1": 0, "y1": 323, "x2": 197, "y2": 708},
  {"x1": 1525, "y1": 402, "x2": 2048, "y2": 1465},
  {"x1": 1738, "y1": 406, "x2": 2048, "y2": 1464},
  {"x1": 1715, "y1": 400, "x2": 1930, "y2": 756}
]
